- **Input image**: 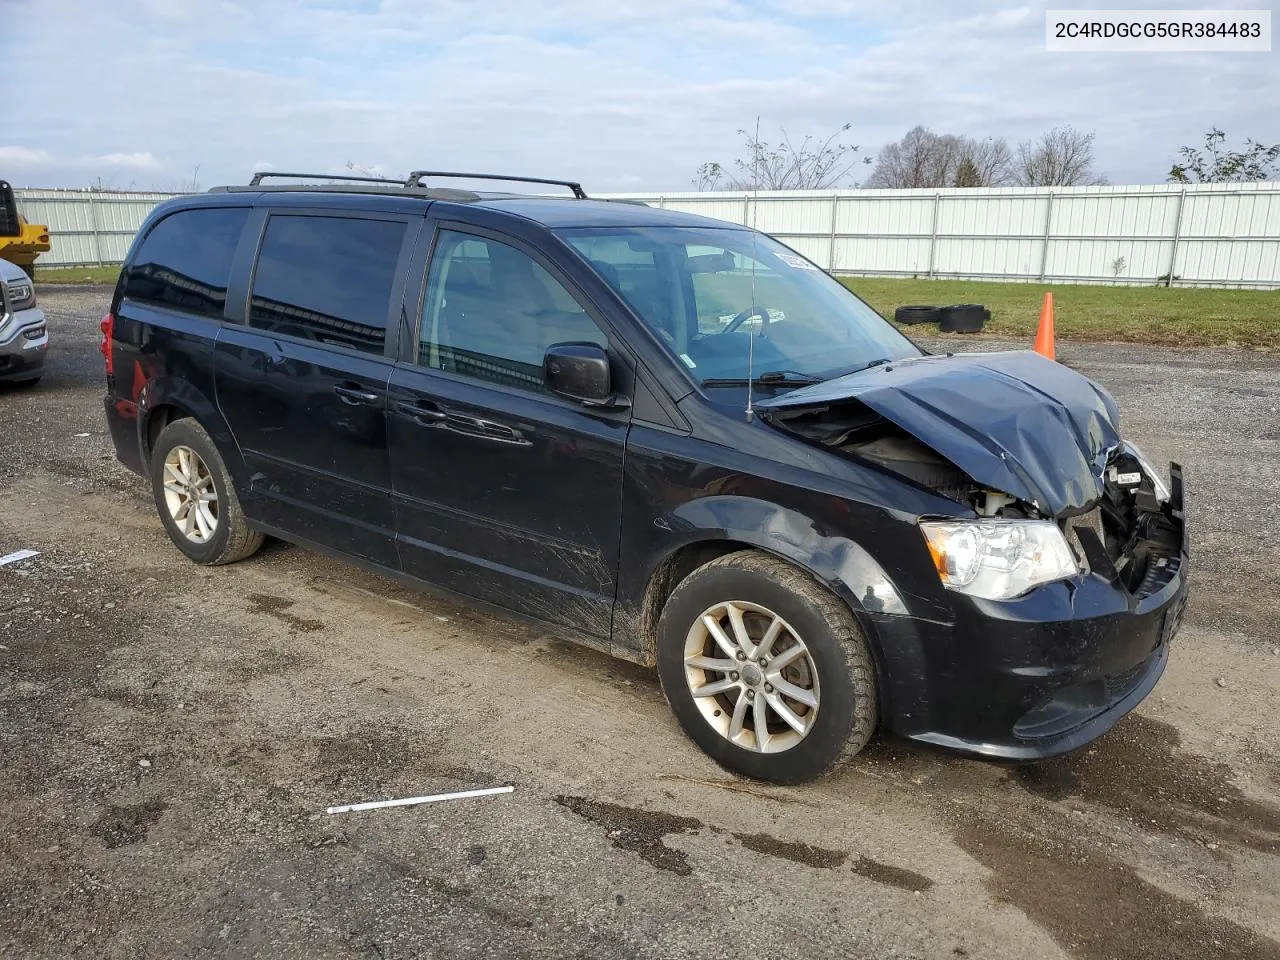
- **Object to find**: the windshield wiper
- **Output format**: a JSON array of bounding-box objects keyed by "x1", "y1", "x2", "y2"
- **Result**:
[
  {"x1": 853, "y1": 357, "x2": 892, "y2": 373},
  {"x1": 702, "y1": 369, "x2": 825, "y2": 388}
]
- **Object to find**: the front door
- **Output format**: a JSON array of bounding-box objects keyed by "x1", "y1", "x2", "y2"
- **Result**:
[
  {"x1": 214, "y1": 210, "x2": 417, "y2": 568},
  {"x1": 387, "y1": 226, "x2": 630, "y2": 639}
]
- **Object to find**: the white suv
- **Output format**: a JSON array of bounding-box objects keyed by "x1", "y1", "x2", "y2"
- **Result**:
[{"x1": 0, "y1": 257, "x2": 46, "y2": 386}]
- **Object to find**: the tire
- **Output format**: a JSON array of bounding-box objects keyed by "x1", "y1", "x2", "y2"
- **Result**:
[
  {"x1": 149, "y1": 418, "x2": 264, "y2": 565},
  {"x1": 13, "y1": 376, "x2": 41, "y2": 388},
  {"x1": 936, "y1": 303, "x2": 987, "y2": 333},
  {"x1": 656, "y1": 550, "x2": 878, "y2": 784},
  {"x1": 893, "y1": 304, "x2": 940, "y2": 325}
]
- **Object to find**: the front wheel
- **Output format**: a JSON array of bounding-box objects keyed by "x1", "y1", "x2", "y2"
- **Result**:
[
  {"x1": 656, "y1": 550, "x2": 878, "y2": 783},
  {"x1": 149, "y1": 418, "x2": 264, "y2": 565}
]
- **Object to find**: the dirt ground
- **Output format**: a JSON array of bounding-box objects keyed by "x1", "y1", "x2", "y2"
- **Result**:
[{"x1": 1, "y1": 288, "x2": 1277, "y2": 960}]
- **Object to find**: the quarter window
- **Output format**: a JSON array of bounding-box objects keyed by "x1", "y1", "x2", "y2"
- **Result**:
[
  {"x1": 418, "y1": 230, "x2": 606, "y2": 391},
  {"x1": 249, "y1": 215, "x2": 406, "y2": 355},
  {"x1": 124, "y1": 207, "x2": 249, "y2": 319}
]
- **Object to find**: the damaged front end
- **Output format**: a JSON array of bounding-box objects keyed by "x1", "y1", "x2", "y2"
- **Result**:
[
  {"x1": 758, "y1": 351, "x2": 1187, "y2": 605},
  {"x1": 1067, "y1": 441, "x2": 1186, "y2": 600},
  {"x1": 757, "y1": 351, "x2": 1189, "y2": 758}
]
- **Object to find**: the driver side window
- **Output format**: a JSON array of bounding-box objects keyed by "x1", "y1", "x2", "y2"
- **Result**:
[{"x1": 419, "y1": 230, "x2": 607, "y2": 392}]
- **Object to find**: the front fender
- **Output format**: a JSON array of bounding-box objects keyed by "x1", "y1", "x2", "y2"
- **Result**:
[{"x1": 665, "y1": 495, "x2": 909, "y2": 616}]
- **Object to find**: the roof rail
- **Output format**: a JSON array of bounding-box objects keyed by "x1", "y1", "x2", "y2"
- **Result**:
[
  {"x1": 405, "y1": 170, "x2": 587, "y2": 199},
  {"x1": 248, "y1": 171, "x2": 404, "y2": 187}
]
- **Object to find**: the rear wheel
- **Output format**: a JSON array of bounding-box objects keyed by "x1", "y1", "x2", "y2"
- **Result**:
[
  {"x1": 149, "y1": 418, "x2": 263, "y2": 565},
  {"x1": 656, "y1": 550, "x2": 877, "y2": 783}
]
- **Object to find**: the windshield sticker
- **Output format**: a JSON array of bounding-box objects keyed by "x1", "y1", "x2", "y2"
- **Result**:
[
  {"x1": 679, "y1": 353, "x2": 697, "y2": 368},
  {"x1": 776, "y1": 253, "x2": 818, "y2": 270}
]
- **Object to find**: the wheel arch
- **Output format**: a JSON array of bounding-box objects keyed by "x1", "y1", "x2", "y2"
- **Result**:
[
  {"x1": 137, "y1": 376, "x2": 250, "y2": 488},
  {"x1": 617, "y1": 496, "x2": 909, "y2": 670}
]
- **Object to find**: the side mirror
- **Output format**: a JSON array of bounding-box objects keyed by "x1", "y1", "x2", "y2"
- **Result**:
[{"x1": 544, "y1": 342, "x2": 613, "y2": 404}]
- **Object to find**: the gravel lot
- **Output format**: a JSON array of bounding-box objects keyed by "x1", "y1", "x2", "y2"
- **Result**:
[{"x1": 1, "y1": 288, "x2": 1278, "y2": 960}]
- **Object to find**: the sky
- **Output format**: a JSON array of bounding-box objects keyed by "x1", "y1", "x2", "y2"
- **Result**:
[{"x1": 1, "y1": 0, "x2": 1277, "y2": 192}]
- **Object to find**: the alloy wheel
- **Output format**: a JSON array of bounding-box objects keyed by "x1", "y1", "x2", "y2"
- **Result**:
[
  {"x1": 682, "y1": 600, "x2": 820, "y2": 753},
  {"x1": 161, "y1": 445, "x2": 219, "y2": 543}
]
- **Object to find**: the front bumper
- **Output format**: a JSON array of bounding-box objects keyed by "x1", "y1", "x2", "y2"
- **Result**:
[
  {"x1": 0, "y1": 305, "x2": 47, "y2": 382},
  {"x1": 873, "y1": 464, "x2": 1189, "y2": 761}
]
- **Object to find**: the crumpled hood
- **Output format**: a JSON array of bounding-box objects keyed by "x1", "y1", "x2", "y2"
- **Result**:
[{"x1": 758, "y1": 351, "x2": 1121, "y2": 517}]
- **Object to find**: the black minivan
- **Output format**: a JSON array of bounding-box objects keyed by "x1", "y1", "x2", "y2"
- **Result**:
[{"x1": 102, "y1": 171, "x2": 1188, "y2": 783}]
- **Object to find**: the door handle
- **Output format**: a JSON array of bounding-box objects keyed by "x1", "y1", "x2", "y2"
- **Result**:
[
  {"x1": 333, "y1": 384, "x2": 381, "y2": 406},
  {"x1": 396, "y1": 399, "x2": 529, "y2": 445},
  {"x1": 397, "y1": 401, "x2": 447, "y2": 423},
  {"x1": 451, "y1": 415, "x2": 531, "y2": 446}
]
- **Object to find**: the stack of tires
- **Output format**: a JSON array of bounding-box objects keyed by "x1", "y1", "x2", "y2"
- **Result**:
[{"x1": 893, "y1": 304, "x2": 990, "y2": 333}]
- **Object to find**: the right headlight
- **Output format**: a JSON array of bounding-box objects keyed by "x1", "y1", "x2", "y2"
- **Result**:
[{"x1": 919, "y1": 519, "x2": 1080, "y2": 601}]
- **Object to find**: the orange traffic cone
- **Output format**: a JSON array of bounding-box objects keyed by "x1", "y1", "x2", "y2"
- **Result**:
[{"x1": 1033, "y1": 291, "x2": 1056, "y2": 360}]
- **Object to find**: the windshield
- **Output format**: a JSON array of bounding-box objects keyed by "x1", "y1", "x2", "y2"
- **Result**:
[{"x1": 559, "y1": 226, "x2": 920, "y2": 385}]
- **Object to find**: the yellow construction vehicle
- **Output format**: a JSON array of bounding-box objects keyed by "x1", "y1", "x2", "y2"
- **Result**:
[{"x1": 0, "y1": 180, "x2": 51, "y2": 278}]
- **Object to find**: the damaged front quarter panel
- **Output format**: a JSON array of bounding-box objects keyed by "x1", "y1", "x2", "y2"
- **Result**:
[{"x1": 758, "y1": 351, "x2": 1122, "y2": 518}]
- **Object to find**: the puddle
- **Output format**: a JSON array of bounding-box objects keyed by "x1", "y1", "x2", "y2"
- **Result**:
[
  {"x1": 851, "y1": 856, "x2": 934, "y2": 893},
  {"x1": 556, "y1": 795, "x2": 702, "y2": 876},
  {"x1": 1012, "y1": 714, "x2": 1280, "y2": 854},
  {"x1": 733, "y1": 832, "x2": 846, "y2": 868},
  {"x1": 954, "y1": 816, "x2": 1280, "y2": 960}
]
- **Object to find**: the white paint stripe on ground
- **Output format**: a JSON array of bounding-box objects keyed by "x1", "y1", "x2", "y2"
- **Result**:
[
  {"x1": 327, "y1": 785, "x2": 514, "y2": 814},
  {"x1": 0, "y1": 550, "x2": 39, "y2": 568}
]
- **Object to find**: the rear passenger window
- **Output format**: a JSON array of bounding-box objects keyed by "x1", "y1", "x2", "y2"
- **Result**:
[
  {"x1": 125, "y1": 207, "x2": 248, "y2": 318},
  {"x1": 419, "y1": 230, "x2": 606, "y2": 391},
  {"x1": 249, "y1": 215, "x2": 406, "y2": 355}
]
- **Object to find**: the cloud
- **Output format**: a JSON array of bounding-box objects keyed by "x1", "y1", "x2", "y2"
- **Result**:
[
  {"x1": 3, "y1": 0, "x2": 1276, "y2": 190},
  {"x1": 97, "y1": 152, "x2": 162, "y2": 170},
  {"x1": 0, "y1": 146, "x2": 56, "y2": 166}
]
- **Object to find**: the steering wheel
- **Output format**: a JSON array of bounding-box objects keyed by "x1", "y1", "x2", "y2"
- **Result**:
[{"x1": 720, "y1": 306, "x2": 777, "y2": 335}]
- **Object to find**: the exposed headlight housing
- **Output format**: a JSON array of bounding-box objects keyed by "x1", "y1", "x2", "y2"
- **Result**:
[
  {"x1": 920, "y1": 519, "x2": 1080, "y2": 601},
  {"x1": 1120, "y1": 441, "x2": 1170, "y2": 502}
]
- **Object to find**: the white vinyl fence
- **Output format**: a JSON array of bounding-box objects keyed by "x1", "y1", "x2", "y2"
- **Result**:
[
  {"x1": 14, "y1": 188, "x2": 182, "y2": 268},
  {"x1": 16, "y1": 182, "x2": 1280, "y2": 288},
  {"x1": 600, "y1": 183, "x2": 1280, "y2": 289}
]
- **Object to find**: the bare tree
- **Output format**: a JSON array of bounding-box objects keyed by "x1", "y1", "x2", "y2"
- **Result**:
[
  {"x1": 1169, "y1": 128, "x2": 1280, "y2": 183},
  {"x1": 962, "y1": 137, "x2": 1013, "y2": 187},
  {"x1": 1013, "y1": 126, "x2": 1106, "y2": 186},
  {"x1": 866, "y1": 126, "x2": 957, "y2": 188},
  {"x1": 694, "y1": 123, "x2": 871, "y2": 191},
  {"x1": 866, "y1": 127, "x2": 1011, "y2": 188},
  {"x1": 692, "y1": 162, "x2": 725, "y2": 191}
]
